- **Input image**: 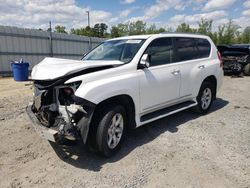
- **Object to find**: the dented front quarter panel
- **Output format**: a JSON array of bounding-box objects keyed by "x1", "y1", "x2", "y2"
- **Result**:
[{"x1": 76, "y1": 104, "x2": 95, "y2": 144}]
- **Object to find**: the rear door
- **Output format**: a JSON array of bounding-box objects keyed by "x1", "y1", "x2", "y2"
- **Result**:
[
  {"x1": 174, "y1": 37, "x2": 211, "y2": 98},
  {"x1": 138, "y1": 37, "x2": 181, "y2": 113}
]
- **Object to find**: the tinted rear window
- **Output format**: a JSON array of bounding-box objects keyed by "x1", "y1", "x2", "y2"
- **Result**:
[
  {"x1": 175, "y1": 37, "x2": 211, "y2": 61},
  {"x1": 196, "y1": 38, "x2": 211, "y2": 58}
]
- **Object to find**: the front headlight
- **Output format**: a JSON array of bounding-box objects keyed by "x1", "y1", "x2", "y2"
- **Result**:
[
  {"x1": 58, "y1": 81, "x2": 82, "y2": 106},
  {"x1": 65, "y1": 81, "x2": 82, "y2": 90}
]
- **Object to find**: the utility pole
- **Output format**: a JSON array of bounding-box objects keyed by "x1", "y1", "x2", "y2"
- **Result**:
[
  {"x1": 86, "y1": 11, "x2": 92, "y2": 51},
  {"x1": 49, "y1": 21, "x2": 53, "y2": 57},
  {"x1": 86, "y1": 11, "x2": 90, "y2": 28}
]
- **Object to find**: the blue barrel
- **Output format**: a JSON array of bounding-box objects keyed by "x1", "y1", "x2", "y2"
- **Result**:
[{"x1": 11, "y1": 62, "x2": 29, "y2": 81}]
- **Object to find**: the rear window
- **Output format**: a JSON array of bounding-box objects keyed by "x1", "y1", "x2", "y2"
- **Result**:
[{"x1": 175, "y1": 37, "x2": 211, "y2": 62}]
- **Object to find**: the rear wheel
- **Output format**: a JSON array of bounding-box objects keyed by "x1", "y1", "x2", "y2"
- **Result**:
[
  {"x1": 193, "y1": 82, "x2": 214, "y2": 114},
  {"x1": 96, "y1": 105, "x2": 126, "y2": 157},
  {"x1": 244, "y1": 63, "x2": 250, "y2": 76}
]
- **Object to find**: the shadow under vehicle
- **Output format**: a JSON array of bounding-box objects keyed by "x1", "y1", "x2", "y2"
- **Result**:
[{"x1": 49, "y1": 98, "x2": 228, "y2": 171}]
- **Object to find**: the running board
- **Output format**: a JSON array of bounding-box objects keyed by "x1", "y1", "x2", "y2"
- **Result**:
[{"x1": 140, "y1": 101, "x2": 197, "y2": 123}]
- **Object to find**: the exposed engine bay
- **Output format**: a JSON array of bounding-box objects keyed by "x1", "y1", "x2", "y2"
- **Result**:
[{"x1": 31, "y1": 80, "x2": 95, "y2": 141}]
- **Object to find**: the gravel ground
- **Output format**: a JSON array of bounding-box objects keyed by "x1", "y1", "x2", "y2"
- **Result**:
[{"x1": 0, "y1": 76, "x2": 249, "y2": 188}]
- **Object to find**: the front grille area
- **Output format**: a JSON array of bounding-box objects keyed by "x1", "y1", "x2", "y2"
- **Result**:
[
  {"x1": 222, "y1": 56, "x2": 238, "y2": 67},
  {"x1": 33, "y1": 86, "x2": 55, "y2": 111},
  {"x1": 32, "y1": 85, "x2": 59, "y2": 127}
]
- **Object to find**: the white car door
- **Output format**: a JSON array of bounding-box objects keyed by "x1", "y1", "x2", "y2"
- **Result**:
[
  {"x1": 138, "y1": 37, "x2": 181, "y2": 114},
  {"x1": 174, "y1": 37, "x2": 211, "y2": 98}
]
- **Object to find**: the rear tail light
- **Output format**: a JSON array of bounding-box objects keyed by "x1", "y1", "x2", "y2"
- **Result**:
[{"x1": 217, "y1": 51, "x2": 223, "y2": 68}]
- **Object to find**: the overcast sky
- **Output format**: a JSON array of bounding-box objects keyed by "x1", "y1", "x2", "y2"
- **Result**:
[{"x1": 0, "y1": 0, "x2": 249, "y2": 30}]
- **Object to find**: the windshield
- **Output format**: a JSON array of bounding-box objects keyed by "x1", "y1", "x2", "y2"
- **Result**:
[{"x1": 82, "y1": 39, "x2": 145, "y2": 63}]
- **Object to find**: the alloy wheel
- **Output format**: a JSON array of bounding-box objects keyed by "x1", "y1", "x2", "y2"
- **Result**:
[
  {"x1": 107, "y1": 113, "x2": 124, "y2": 149},
  {"x1": 201, "y1": 88, "x2": 212, "y2": 110}
]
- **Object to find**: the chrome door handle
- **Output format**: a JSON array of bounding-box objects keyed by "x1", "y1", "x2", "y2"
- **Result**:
[
  {"x1": 171, "y1": 70, "x2": 180, "y2": 75},
  {"x1": 198, "y1": 65, "x2": 205, "y2": 69}
]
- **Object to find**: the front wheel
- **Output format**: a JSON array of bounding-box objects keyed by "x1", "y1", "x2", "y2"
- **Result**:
[
  {"x1": 193, "y1": 82, "x2": 214, "y2": 114},
  {"x1": 96, "y1": 105, "x2": 127, "y2": 157}
]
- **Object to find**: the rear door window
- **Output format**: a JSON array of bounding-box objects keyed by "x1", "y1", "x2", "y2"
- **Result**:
[{"x1": 175, "y1": 37, "x2": 198, "y2": 61}]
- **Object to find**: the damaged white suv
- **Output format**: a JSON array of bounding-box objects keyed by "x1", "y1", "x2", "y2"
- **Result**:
[{"x1": 27, "y1": 33, "x2": 223, "y2": 157}]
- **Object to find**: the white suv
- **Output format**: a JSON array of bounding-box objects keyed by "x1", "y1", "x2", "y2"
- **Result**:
[{"x1": 27, "y1": 33, "x2": 223, "y2": 157}]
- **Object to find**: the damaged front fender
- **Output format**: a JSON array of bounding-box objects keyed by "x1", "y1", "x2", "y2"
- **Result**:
[
  {"x1": 74, "y1": 98, "x2": 96, "y2": 144},
  {"x1": 76, "y1": 107, "x2": 95, "y2": 144}
]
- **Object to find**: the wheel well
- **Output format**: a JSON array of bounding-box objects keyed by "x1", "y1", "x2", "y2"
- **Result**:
[
  {"x1": 202, "y1": 75, "x2": 217, "y2": 100},
  {"x1": 93, "y1": 95, "x2": 136, "y2": 129}
]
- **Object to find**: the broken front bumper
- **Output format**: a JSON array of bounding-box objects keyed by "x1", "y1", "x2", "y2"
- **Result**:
[
  {"x1": 26, "y1": 102, "x2": 59, "y2": 142},
  {"x1": 26, "y1": 100, "x2": 96, "y2": 144}
]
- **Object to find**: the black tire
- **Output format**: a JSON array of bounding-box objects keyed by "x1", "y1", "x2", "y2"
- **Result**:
[
  {"x1": 233, "y1": 63, "x2": 243, "y2": 75},
  {"x1": 244, "y1": 63, "x2": 250, "y2": 76},
  {"x1": 193, "y1": 82, "x2": 214, "y2": 114},
  {"x1": 96, "y1": 105, "x2": 127, "y2": 157}
]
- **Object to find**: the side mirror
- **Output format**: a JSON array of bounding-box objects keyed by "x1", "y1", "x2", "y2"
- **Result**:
[{"x1": 139, "y1": 54, "x2": 150, "y2": 69}]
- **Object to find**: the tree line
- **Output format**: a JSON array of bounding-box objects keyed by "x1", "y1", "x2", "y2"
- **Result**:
[{"x1": 51, "y1": 19, "x2": 250, "y2": 45}]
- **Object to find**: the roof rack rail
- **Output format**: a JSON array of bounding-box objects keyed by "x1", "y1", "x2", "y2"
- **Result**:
[{"x1": 160, "y1": 32, "x2": 206, "y2": 36}]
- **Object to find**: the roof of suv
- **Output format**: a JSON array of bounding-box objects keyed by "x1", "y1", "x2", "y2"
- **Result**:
[
  {"x1": 108, "y1": 33, "x2": 210, "y2": 41},
  {"x1": 108, "y1": 35, "x2": 152, "y2": 40}
]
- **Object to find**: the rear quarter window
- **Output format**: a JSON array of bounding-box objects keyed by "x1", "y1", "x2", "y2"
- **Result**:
[{"x1": 196, "y1": 38, "x2": 211, "y2": 58}]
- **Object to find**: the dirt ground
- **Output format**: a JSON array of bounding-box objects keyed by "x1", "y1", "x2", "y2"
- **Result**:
[{"x1": 0, "y1": 76, "x2": 249, "y2": 188}]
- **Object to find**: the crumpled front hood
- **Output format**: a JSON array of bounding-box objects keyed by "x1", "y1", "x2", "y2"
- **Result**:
[{"x1": 31, "y1": 57, "x2": 124, "y2": 80}]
